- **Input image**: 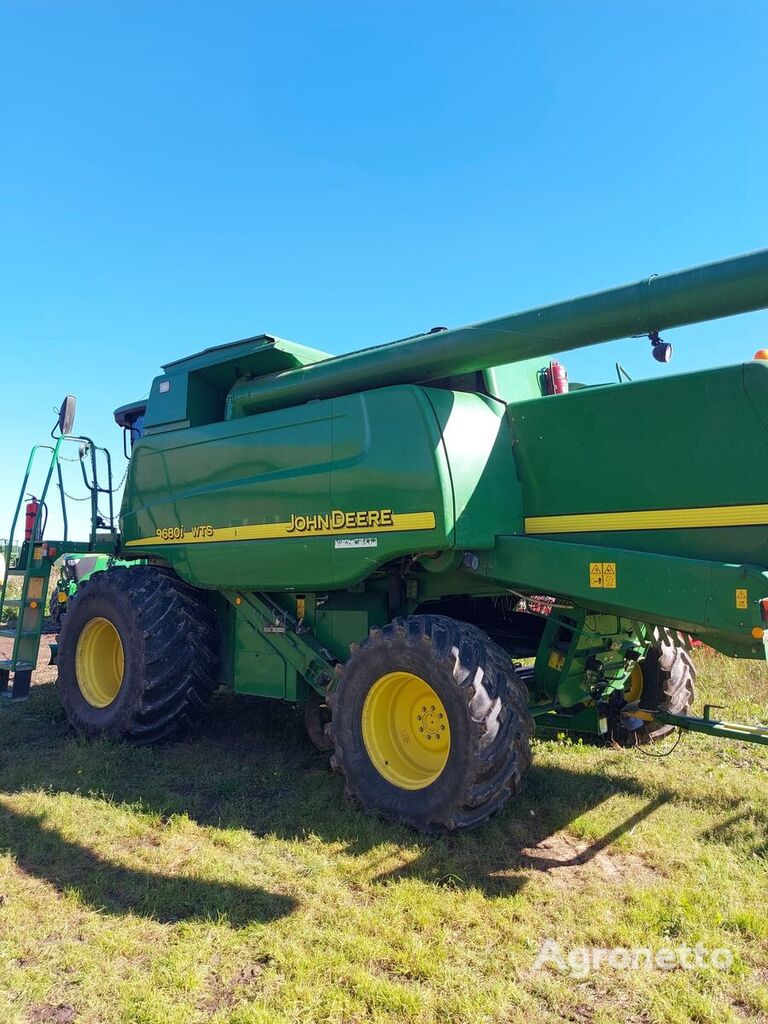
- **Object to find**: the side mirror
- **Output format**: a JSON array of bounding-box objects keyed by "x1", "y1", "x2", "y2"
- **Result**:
[{"x1": 57, "y1": 396, "x2": 77, "y2": 436}]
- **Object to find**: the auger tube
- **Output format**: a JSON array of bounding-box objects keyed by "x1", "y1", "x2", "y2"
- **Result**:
[{"x1": 226, "y1": 247, "x2": 768, "y2": 418}]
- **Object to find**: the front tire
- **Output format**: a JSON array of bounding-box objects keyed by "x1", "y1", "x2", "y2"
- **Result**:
[
  {"x1": 328, "y1": 615, "x2": 533, "y2": 833},
  {"x1": 57, "y1": 566, "x2": 219, "y2": 742}
]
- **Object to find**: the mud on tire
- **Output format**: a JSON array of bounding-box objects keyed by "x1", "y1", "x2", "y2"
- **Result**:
[
  {"x1": 327, "y1": 614, "x2": 534, "y2": 833},
  {"x1": 57, "y1": 566, "x2": 219, "y2": 743}
]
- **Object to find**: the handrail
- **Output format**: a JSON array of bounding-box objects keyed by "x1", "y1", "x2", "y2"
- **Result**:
[{"x1": 0, "y1": 434, "x2": 116, "y2": 618}]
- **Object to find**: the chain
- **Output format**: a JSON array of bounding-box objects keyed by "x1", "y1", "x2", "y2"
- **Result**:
[
  {"x1": 57, "y1": 460, "x2": 131, "y2": 530},
  {"x1": 112, "y1": 462, "x2": 130, "y2": 491},
  {"x1": 59, "y1": 459, "x2": 130, "y2": 502}
]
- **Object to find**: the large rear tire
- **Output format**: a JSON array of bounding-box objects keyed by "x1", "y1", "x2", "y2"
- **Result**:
[
  {"x1": 57, "y1": 566, "x2": 219, "y2": 743},
  {"x1": 327, "y1": 615, "x2": 533, "y2": 833}
]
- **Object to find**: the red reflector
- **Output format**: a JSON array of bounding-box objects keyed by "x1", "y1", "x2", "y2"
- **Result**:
[{"x1": 760, "y1": 598, "x2": 768, "y2": 622}]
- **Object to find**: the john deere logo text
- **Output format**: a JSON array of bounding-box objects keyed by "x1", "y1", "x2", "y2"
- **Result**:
[
  {"x1": 126, "y1": 509, "x2": 436, "y2": 547},
  {"x1": 287, "y1": 508, "x2": 395, "y2": 534}
]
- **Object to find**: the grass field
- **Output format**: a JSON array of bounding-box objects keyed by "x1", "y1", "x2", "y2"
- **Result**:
[{"x1": 0, "y1": 638, "x2": 766, "y2": 1023}]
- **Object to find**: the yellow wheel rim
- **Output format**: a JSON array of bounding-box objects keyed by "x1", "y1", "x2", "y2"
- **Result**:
[
  {"x1": 75, "y1": 617, "x2": 125, "y2": 708},
  {"x1": 361, "y1": 671, "x2": 450, "y2": 790},
  {"x1": 625, "y1": 663, "x2": 644, "y2": 703}
]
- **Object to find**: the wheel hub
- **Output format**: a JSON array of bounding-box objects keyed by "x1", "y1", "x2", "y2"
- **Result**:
[
  {"x1": 414, "y1": 704, "x2": 445, "y2": 741},
  {"x1": 75, "y1": 616, "x2": 124, "y2": 708},
  {"x1": 361, "y1": 671, "x2": 451, "y2": 790},
  {"x1": 625, "y1": 663, "x2": 644, "y2": 703}
]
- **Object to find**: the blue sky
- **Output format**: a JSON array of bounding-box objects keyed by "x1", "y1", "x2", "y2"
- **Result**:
[{"x1": 1, "y1": 1, "x2": 767, "y2": 538}]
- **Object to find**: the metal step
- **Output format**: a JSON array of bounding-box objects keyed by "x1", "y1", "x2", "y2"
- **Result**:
[
  {"x1": 0, "y1": 660, "x2": 33, "y2": 671},
  {"x1": 0, "y1": 629, "x2": 39, "y2": 639},
  {"x1": 0, "y1": 666, "x2": 32, "y2": 702},
  {"x1": 4, "y1": 568, "x2": 46, "y2": 577}
]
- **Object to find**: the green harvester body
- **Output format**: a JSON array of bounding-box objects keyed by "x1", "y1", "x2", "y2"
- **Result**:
[{"x1": 4, "y1": 248, "x2": 768, "y2": 754}]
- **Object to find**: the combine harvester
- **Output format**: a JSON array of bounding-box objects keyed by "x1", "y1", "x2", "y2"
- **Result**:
[{"x1": 2, "y1": 249, "x2": 768, "y2": 832}]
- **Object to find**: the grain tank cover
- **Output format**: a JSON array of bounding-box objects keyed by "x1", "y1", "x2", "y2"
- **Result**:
[
  {"x1": 141, "y1": 334, "x2": 330, "y2": 434},
  {"x1": 161, "y1": 333, "x2": 329, "y2": 384}
]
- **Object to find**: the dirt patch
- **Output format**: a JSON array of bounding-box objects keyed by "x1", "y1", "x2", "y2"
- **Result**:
[
  {"x1": 518, "y1": 830, "x2": 660, "y2": 888},
  {"x1": 197, "y1": 959, "x2": 272, "y2": 1014},
  {"x1": 0, "y1": 634, "x2": 58, "y2": 687},
  {"x1": 26, "y1": 1005, "x2": 77, "y2": 1024}
]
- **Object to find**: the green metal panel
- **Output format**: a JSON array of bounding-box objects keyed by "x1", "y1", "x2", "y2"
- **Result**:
[
  {"x1": 120, "y1": 385, "x2": 452, "y2": 590},
  {"x1": 468, "y1": 535, "x2": 767, "y2": 655},
  {"x1": 511, "y1": 361, "x2": 768, "y2": 567},
  {"x1": 123, "y1": 400, "x2": 335, "y2": 588},
  {"x1": 483, "y1": 358, "x2": 546, "y2": 403},
  {"x1": 313, "y1": 592, "x2": 389, "y2": 661},
  {"x1": 233, "y1": 615, "x2": 297, "y2": 699},
  {"x1": 227, "y1": 591, "x2": 334, "y2": 699},
  {"x1": 423, "y1": 389, "x2": 524, "y2": 549}
]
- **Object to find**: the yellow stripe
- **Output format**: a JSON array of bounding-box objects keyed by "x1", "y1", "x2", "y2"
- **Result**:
[
  {"x1": 125, "y1": 511, "x2": 437, "y2": 548},
  {"x1": 525, "y1": 503, "x2": 768, "y2": 535}
]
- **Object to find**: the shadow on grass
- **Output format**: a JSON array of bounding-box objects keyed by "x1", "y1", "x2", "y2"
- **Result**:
[
  {"x1": 0, "y1": 681, "x2": 754, "y2": 916},
  {"x1": 0, "y1": 803, "x2": 295, "y2": 926},
  {"x1": 702, "y1": 808, "x2": 768, "y2": 858}
]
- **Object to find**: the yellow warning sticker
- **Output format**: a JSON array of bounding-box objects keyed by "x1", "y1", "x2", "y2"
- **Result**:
[
  {"x1": 589, "y1": 562, "x2": 617, "y2": 588},
  {"x1": 736, "y1": 588, "x2": 748, "y2": 610}
]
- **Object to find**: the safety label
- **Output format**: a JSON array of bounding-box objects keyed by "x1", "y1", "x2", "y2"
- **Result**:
[{"x1": 589, "y1": 562, "x2": 616, "y2": 588}]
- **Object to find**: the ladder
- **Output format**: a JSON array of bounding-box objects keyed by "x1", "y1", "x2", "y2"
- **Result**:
[{"x1": 0, "y1": 434, "x2": 118, "y2": 700}]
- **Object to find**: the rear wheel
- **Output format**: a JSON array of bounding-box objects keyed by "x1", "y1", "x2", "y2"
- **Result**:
[
  {"x1": 618, "y1": 638, "x2": 696, "y2": 745},
  {"x1": 328, "y1": 615, "x2": 533, "y2": 833},
  {"x1": 57, "y1": 566, "x2": 219, "y2": 742}
]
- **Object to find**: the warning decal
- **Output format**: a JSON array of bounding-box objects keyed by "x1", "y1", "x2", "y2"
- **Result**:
[{"x1": 589, "y1": 562, "x2": 617, "y2": 589}]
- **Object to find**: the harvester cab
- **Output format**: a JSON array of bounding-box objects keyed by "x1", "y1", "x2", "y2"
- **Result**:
[
  {"x1": 3, "y1": 249, "x2": 768, "y2": 832},
  {"x1": 114, "y1": 399, "x2": 147, "y2": 454}
]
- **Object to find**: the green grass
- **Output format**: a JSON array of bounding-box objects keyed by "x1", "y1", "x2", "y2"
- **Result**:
[
  {"x1": 0, "y1": 649, "x2": 766, "y2": 1023},
  {"x1": 1, "y1": 576, "x2": 23, "y2": 624}
]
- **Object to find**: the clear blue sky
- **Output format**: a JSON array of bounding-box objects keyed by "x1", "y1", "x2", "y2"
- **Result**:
[{"x1": 1, "y1": 1, "x2": 767, "y2": 539}]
